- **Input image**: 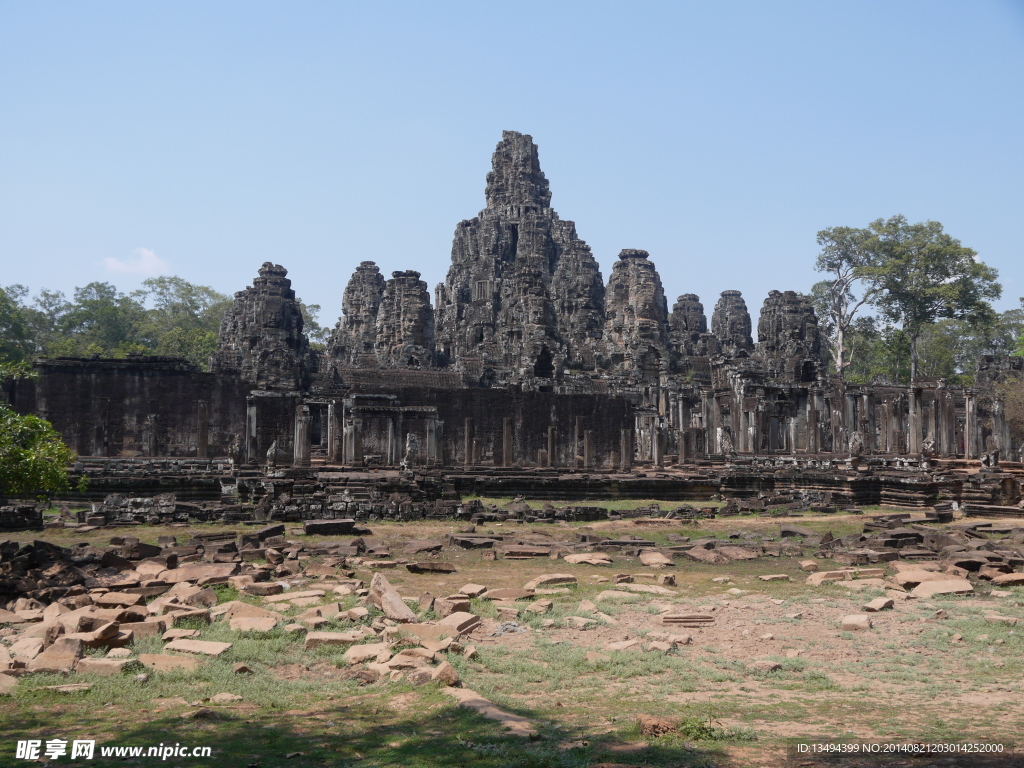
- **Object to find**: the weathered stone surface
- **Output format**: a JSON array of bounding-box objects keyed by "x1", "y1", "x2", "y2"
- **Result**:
[
  {"x1": 754, "y1": 290, "x2": 822, "y2": 380},
  {"x1": 911, "y1": 579, "x2": 974, "y2": 598},
  {"x1": 841, "y1": 615, "x2": 872, "y2": 631},
  {"x1": 369, "y1": 573, "x2": 417, "y2": 623},
  {"x1": 138, "y1": 654, "x2": 202, "y2": 672},
  {"x1": 210, "y1": 262, "x2": 309, "y2": 390},
  {"x1": 711, "y1": 290, "x2": 753, "y2": 358},
  {"x1": 374, "y1": 271, "x2": 435, "y2": 368},
  {"x1": 303, "y1": 631, "x2": 366, "y2": 650},
  {"x1": 164, "y1": 639, "x2": 232, "y2": 657},
  {"x1": 601, "y1": 249, "x2": 671, "y2": 379},
  {"x1": 27, "y1": 637, "x2": 83, "y2": 674},
  {"x1": 328, "y1": 261, "x2": 387, "y2": 368},
  {"x1": 76, "y1": 657, "x2": 130, "y2": 676},
  {"x1": 670, "y1": 293, "x2": 710, "y2": 357}
]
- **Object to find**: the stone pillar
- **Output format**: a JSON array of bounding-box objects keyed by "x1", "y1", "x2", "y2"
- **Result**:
[
  {"x1": 930, "y1": 392, "x2": 940, "y2": 453},
  {"x1": 575, "y1": 416, "x2": 584, "y2": 468},
  {"x1": 806, "y1": 393, "x2": 817, "y2": 453},
  {"x1": 426, "y1": 419, "x2": 437, "y2": 465},
  {"x1": 620, "y1": 428, "x2": 633, "y2": 471},
  {"x1": 703, "y1": 393, "x2": 717, "y2": 454},
  {"x1": 965, "y1": 394, "x2": 978, "y2": 458},
  {"x1": 387, "y1": 418, "x2": 396, "y2": 466},
  {"x1": 547, "y1": 426, "x2": 557, "y2": 468},
  {"x1": 909, "y1": 387, "x2": 922, "y2": 454},
  {"x1": 678, "y1": 428, "x2": 687, "y2": 464},
  {"x1": 293, "y1": 405, "x2": 311, "y2": 467},
  {"x1": 327, "y1": 403, "x2": 339, "y2": 463},
  {"x1": 343, "y1": 418, "x2": 354, "y2": 465},
  {"x1": 885, "y1": 399, "x2": 897, "y2": 453},
  {"x1": 583, "y1": 429, "x2": 593, "y2": 468},
  {"x1": 538, "y1": 449, "x2": 547, "y2": 467},
  {"x1": 464, "y1": 417, "x2": 473, "y2": 469},
  {"x1": 471, "y1": 438, "x2": 481, "y2": 465},
  {"x1": 862, "y1": 394, "x2": 875, "y2": 452},
  {"x1": 653, "y1": 426, "x2": 664, "y2": 467},
  {"x1": 196, "y1": 401, "x2": 209, "y2": 459},
  {"x1": 503, "y1": 417, "x2": 513, "y2": 467},
  {"x1": 788, "y1": 418, "x2": 797, "y2": 455}
]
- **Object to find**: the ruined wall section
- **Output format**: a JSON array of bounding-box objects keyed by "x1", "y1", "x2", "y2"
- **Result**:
[
  {"x1": 328, "y1": 261, "x2": 386, "y2": 368},
  {"x1": 374, "y1": 270, "x2": 435, "y2": 368},
  {"x1": 210, "y1": 262, "x2": 310, "y2": 391}
]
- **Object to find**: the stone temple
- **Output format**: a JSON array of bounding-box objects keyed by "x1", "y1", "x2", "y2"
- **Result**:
[{"x1": 5, "y1": 131, "x2": 1023, "y2": 516}]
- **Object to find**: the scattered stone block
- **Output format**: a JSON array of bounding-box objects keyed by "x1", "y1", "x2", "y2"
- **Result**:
[
  {"x1": 27, "y1": 638, "x2": 83, "y2": 674},
  {"x1": 759, "y1": 574, "x2": 790, "y2": 582},
  {"x1": 230, "y1": 616, "x2": 277, "y2": 632},
  {"x1": 863, "y1": 598, "x2": 894, "y2": 612},
  {"x1": 76, "y1": 658, "x2": 129, "y2": 676},
  {"x1": 459, "y1": 584, "x2": 487, "y2": 598},
  {"x1": 841, "y1": 615, "x2": 872, "y2": 631},
  {"x1": 138, "y1": 654, "x2": 202, "y2": 672},
  {"x1": 164, "y1": 639, "x2": 232, "y2": 657},
  {"x1": 522, "y1": 574, "x2": 576, "y2": 591},
  {"x1": 911, "y1": 579, "x2": 974, "y2": 598},
  {"x1": 304, "y1": 631, "x2": 366, "y2": 650}
]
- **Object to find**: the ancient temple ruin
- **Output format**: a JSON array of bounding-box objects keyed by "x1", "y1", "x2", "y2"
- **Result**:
[{"x1": 6, "y1": 131, "x2": 1022, "y2": 515}]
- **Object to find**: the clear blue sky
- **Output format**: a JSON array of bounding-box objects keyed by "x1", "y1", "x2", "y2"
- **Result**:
[{"x1": 2, "y1": 1, "x2": 1022, "y2": 325}]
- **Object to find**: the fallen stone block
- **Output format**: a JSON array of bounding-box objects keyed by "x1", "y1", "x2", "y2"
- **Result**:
[
  {"x1": 863, "y1": 598, "x2": 894, "y2": 612},
  {"x1": 163, "y1": 639, "x2": 232, "y2": 657},
  {"x1": 303, "y1": 630, "x2": 366, "y2": 650},
  {"x1": 342, "y1": 642, "x2": 392, "y2": 665},
  {"x1": 138, "y1": 654, "x2": 202, "y2": 672},
  {"x1": 75, "y1": 658, "x2": 129, "y2": 676},
  {"x1": 841, "y1": 615, "x2": 872, "y2": 631},
  {"x1": 230, "y1": 616, "x2": 277, "y2": 632},
  {"x1": 369, "y1": 573, "x2": 417, "y2": 623},
  {"x1": 438, "y1": 612, "x2": 481, "y2": 634},
  {"x1": 911, "y1": 579, "x2": 974, "y2": 598},
  {"x1": 27, "y1": 637, "x2": 83, "y2": 674},
  {"x1": 522, "y1": 574, "x2": 577, "y2": 591}
]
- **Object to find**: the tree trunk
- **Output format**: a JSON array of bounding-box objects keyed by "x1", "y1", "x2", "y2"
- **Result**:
[{"x1": 909, "y1": 332, "x2": 919, "y2": 381}]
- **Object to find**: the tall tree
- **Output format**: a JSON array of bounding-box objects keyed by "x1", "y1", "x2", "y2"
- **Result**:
[
  {"x1": 812, "y1": 226, "x2": 879, "y2": 380},
  {"x1": 859, "y1": 216, "x2": 1001, "y2": 379},
  {"x1": 0, "y1": 285, "x2": 34, "y2": 362}
]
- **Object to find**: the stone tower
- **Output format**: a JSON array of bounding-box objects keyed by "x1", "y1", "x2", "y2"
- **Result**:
[
  {"x1": 375, "y1": 270, "x2": 435, "y2": 368},
  {"x1": 211, "y1": 262, "x2": 309, "y2": 390},
  {"x1": 711, "y1": 290, "x2": 754, "y2": 358},
  {"x1": 433, "y1": 131, "x2": 605, "y2": 383},
  {"x1": 755, "y1": 290, "x2": 822, "y2": 381},
  {"x1": 601, "y1": 250, "x2": 671, "y2": 379},
  {"x1": 328, "y1": 261, "x2": 386, "y2": 368}
]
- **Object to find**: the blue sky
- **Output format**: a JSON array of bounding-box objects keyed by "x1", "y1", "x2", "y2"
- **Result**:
[{"x1": 2, "y1": 1, "x2": 1022, "y2": 325}]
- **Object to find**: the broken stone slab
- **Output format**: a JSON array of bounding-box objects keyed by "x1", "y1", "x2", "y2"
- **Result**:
[
  {"x1": 158, "y1": 564, "x2": 239, "y2": 584},
  {"x1": 563, "y1": 553, "x2": 612, "y2": 566},
  {"x1": 163, "y1": 639, "x2": 232, "y2": 657},
  {"x1": 617, "y1": 583, "x2": 676, "y2": 596},
  {"x1": 303, "y1": 630, "x2": 368, "y2": 650},
  {"x1": 841, "y1": 615, "x2": 872, "y2": 631},
  {"x1": 605, "y1": 638, "x2": 639, "y2": 651},
  {"x1": 983, "y1": 613, "x2": 1017, "y2": 626},
  {"x1": 893, "y1": 570, "x2": 952, "y2": 589},
  {"x1": 262, "y1": 590, "x2": 325, "y2": 604},
  {"x1": 369, "y1": 573, "x2": 417, "y2": 623},
  {"x1": 75, "y1": 658, "x2": 130, "y2": 676},
  {"x1": 303, "y1": 519, "x2": 355, "y2": 536},
  {"x1": 138, "y1": 654, "x2": 203, "y2": 672},
  {"x1": 799, "y1": 560, "x2": 819, "y2": 572},
  {"x1": 863, "y1": 598, "x2": 894, "y2": 612},
  {"x1": 717, "y1": 546, "x2": 760, "y2": 560},
  {"x1": 243, "y1": 583, "x2": 284, "y2": 597},
  {"x1": 806, "y1": 570, "x2": 852, "y2": 586},
  {"x1": 522, "y1": 574, "x2": 577, "y2": 591},
  {"x1": 911, "y1": 579, "x2": 974, "y2": 598},
  {"x1": 162, "y1": 628, "x2": 200, "y2": 641},
  {"x1": 595, "y1": 590, "x2": 638, "y2": 602},
  {"x1": 229, "y1": 616, "x2": 278, "y2": 632},
  {"x1": 438, "y1": 612, "x2": 481, "y2": 634},
  {"x1": 525, "y1": 600, "x2": 553, "y2": 614},
  {"x1": 342, "y1": 643, "x2": 392, "y2": 665},
  {"x1": 662, "y1": 614, "x2": 714, "y2": 627},
  {"x1": 458, "y1": 583, "x2": 487, "y2": 598},
  {"x1": 93, "y1": 592, "x2": 146, "y2": 608},
  {"x1": 638, "y1": 551, "x2": 674, "y2": 567},
  {"x1": 682, "y1": 548, "x2": 729, "y2": 564},
  {"x1": 405, "y1": 562, "x2": 457, "y2": 574},
  {"x1": 480, "y1": 588, "x2": 534, "y2": 601},
  {"x1": 27, "y1": 637, "x2": 83, "y2": 674},
  {"x1": 759, "y1": 574, "x2": 790, "y2": 582},
  {"x1": 991, "y1": 572, "x2": 1024, "y2": 587},
  {"x1": 210, "y1": 692, "x2": 242, "y2": 704},
  {"x1": 443, "y1": 687, "x2": 537, "y2": 738}
]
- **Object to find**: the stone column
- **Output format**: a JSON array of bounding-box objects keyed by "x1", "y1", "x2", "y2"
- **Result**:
[
  {"x1": 547, "y1": 426, "x2": 557, "y2": 468},
  {"x1": 806, "y1": 393, "x2": 817, "y2": 453},
  {"x1": 464, "y1": 417, "x2": 473, "y2": 469},
  {"x1": 583, "y1": 429, "x2": 593, "y2": 468},
  {"x1": 575, "y1": 416, "x2": 584, "y2": 468},
  {"x1": 196, "y1": 401, "x2": 209, "y2": 459},
  {"x1": 353, "y1": 418, "x2": 364, "y2": 464},
  {"x1": 678, "y1": 428, "x2": 688, "y2": 464},
  {"x1": 909, "y1": 387, "x2": 922, "y2": 455},
  {"x1": 343, "y1": 418, "x2": 354, "y2": 465},
  {"x1": 538, "y1": 448, "x2": 547, "y2": 467},
  {"x1": 502, "y1": 417, "x2": 513, "y2": 467},
  {"x1": 653, "y1": 426, "x2": 664, "y2": 467},
  {"x1": 327, "y1": 402, "x2": 339, "y2": 463},
  {"x1": 471, "y1": 438, "x2": 481, "y2": 465},
  {"x1": 426, "y1": 418, "x2": 437, "y2": 465},
  {"x1": 620, "y1": 428, "x2": 633, "y2": 471},
  {"x1": 387, "y1": 418, "x2": 396, "y2": 466},
  {"x1": 964, "y1": 394, "x2": 975, "y2": 458},
  {"x1": 862, "y1": 393, "x2": 875, "y2": 452},
  {"x1": 293, "y1": 405, "x2": 311, "y2": 467},
  {"x1": 703, "y1": 392, "x2": 717, "y2": 454}
]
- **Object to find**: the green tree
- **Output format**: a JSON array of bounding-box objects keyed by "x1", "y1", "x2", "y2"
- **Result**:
[
  {"x1": 134, "y1": 276, "x2": 231, "y2": 368},
  {"x1": 0, "y1": 285, "x2": 34, "y2": 362},
  {"x1": 812, "y1": 226, "x2": 880, "y2": 380},
  {"x1": 299, "y1": 301, "x2": 331, "y2": 350},
  {"x1": 52, "y1": 282, "x2": 149, "y2": 357},
  {"x1": 0, "y1": 362, "x2": 78, "y2": 498},
  {"x1": 860, "y1": 216, "x2": 1001, "y2": 379}
]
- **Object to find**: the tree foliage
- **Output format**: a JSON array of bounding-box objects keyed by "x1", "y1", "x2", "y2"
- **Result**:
[{"x1": 0, "y1": 362, "x2": 78, "y2": 498}]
